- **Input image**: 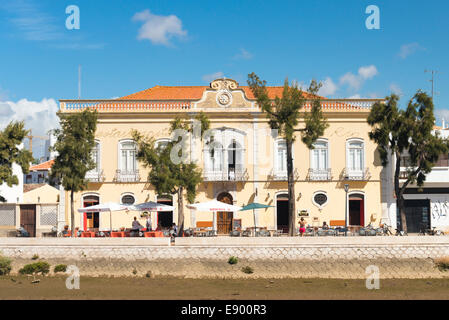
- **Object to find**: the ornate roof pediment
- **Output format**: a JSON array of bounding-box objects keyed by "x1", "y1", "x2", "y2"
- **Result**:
[{"x1": 194, "y1": 78, "x2": 253, "y2": 109}]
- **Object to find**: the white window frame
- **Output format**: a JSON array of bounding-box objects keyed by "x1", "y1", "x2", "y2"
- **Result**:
[
  {"x1": 91, "y1": 140, "x2": 101, "y2": 172},
  {"x1": 346, "y1": 138, "x2": 365, "y2": 174},
  {"x1": 154, "y1": 138, "x2": 171, "y2": 150},
  {"x1": 310, "y1": 139, "x2": 329, "y2": 170},
  {"x1": 118, "y1": 139, "x2": 137, "y2": 173}
]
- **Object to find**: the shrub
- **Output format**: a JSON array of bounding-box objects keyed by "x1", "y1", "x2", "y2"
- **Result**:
[
  {"x1": 435, "y1": 257, "x2": 449, "y2": 271},
  {"x1": 132, "y1": 268, "x2": 137, "y2": 275},
  {"x1": 241, "y1": 266, "x2": 254, "y2": 274},
  {"x1": 146, "y1": 271, "x2": 153, "y2": 278},
  {"x1": 31, "y1": 254, "x2": 39, "y2": 260},
  {"x1": 228, "y1": 256, "x2": 238, "y2": 265},
  {"x1": 19, "y1": 261, "x2": 50, "y2": 276},
  {"x1": 0, "y1": 256, "x2": 12, "y2": 276},
  {"x1": 54, "y1": 264, "x2": 67, "y2": 273}
]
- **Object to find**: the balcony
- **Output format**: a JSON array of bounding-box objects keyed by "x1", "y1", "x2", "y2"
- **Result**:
[
  {"x1": 114, "y1": 170, "x2": 141, "y2": 183},
  {"x1": 85, "y1": 169, "x2": 105, "y2": 183},
  {"x1": 203, "y1": 168, "x2": 249, "y2": 182},
  {"x1": 343, "y1": 168, "x2": 371, "y2": 181},
  {"x1": 308, "y1": 168, "x2": 332, "y2": 181},
  {"x1": 268, "y1": 168, "x2": 300, "y2": 181}
]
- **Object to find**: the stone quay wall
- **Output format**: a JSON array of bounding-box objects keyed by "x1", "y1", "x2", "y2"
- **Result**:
[{"x1": 1, "y1": 237, "x2": 449, "y2": 279}]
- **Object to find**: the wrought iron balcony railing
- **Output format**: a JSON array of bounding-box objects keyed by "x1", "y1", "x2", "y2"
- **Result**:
[
  {"x1": 268, "y1": 168, "x2": 300, "y2": 181},
  {"x1": 342, "y1": 168, "x2": 371, "y2": 181},
  {"x1": 307, "y1": 168, "x2": 332, "y2": 181},
  {"x1": 203, "y1": 168, "x2": 249, "y2": 182},
  {"x1": 85, "y1": 169, "x2": 105, "y2": 183},
  {"x1": 114, "y1": 169, "x2": 141, "y2": 183}
]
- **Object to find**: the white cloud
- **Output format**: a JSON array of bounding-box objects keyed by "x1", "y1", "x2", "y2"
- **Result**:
[
  {"x1": 358, "y1": 65, "x2": 378, "y2": 79},
  {"x1": 389, "y1": 83, "x2": 403, "y2": 96},
  {"x1": 318, "y1": 77, "x2": 338, "y2": 96},
  {"x1": 340, "y1": 72, "x2": 362, "y2": 90},
  {"x1": 234, "y1": 48, "x2": 253, "y2": 60},
  {"x1": 202, "y1": 72, "x2": 224, "y2": 83},
  {"x1": 0, "y1": 98, "x2": 59, "y2": 137},
  {"x1": 2, "y1": 1, "x2": 62, "y2": 41},
  {"x1": 348, "y1": 94, "x2": 361, "y2": 99},
  {"x1": 340, "y1": 65, "x2": 378, "y2": 90},
  {"x1": 132, "y1": 9, "x2": 187, "y2": 46},
  {"x1": 398, "y1": 42, "x2": 424, "y2": 59}
]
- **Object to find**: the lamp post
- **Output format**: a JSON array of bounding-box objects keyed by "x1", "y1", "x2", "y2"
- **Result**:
[{"x1": 344, "y1": 184, "x2": 349, "y2": 236}]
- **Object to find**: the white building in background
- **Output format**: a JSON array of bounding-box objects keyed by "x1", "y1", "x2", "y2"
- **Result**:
[
  {"x1": 382, "y1": 121, "x2": 449, "y2": 233},
  {"x1": 0, "y1": 162, "x2": 24, "y2": 203},
  {"x1": 43, "y1": 131, "x2": 57, "y2": 161}
]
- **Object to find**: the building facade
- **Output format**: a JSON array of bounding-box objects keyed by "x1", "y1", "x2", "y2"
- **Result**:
[
  {"x1": 59, "y1": 78, "x2": 384, "y2": 234},
  {"x1": 382, "y1": 126, "x2": 449, "y2": 233}
]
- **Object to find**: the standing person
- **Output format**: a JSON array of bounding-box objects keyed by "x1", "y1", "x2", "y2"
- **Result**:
[
  {"x1": 145, "y1": 213, "x2": 152, "y2": 232},
  {"x1": 298, "y1": 218, "x2": 306, "y2": 237}
]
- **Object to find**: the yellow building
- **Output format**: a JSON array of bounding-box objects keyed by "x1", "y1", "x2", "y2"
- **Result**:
[{"x1": 59, "y1": 78, "x2": 384, "y2": 234}]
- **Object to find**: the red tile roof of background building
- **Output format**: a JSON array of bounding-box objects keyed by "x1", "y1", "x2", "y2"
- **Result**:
[{"x1": 29, "y1": 159, "x2": 54, "y2": 171}]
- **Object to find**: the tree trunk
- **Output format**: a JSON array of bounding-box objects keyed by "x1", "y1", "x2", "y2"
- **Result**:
[
  {"x1": 177, "y1": 187, "x2": 184, "y2": 236},
  {"x1": 286, "y1": 140, "x2": 296, "y2": 236},
  {"x1": 394, "y1": 152, "x2": 407, "y2": 234},
  {"x1": 70, "y1": 190, "x2": 75, "y2": 237}
]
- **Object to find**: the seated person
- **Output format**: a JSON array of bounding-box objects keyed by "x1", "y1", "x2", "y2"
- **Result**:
[
  {"x1": 131, "y1": 217, "x2": 143, "y2": 236},
  {"x1": 169, "y1": 223, "x2": 178, "y2": 238},
  {"x1": 322, "y1": 221, "x2": 329, "y2": 230},
  {"x1": 17, "y1": 225, "x2": 30, "y2": 237}
]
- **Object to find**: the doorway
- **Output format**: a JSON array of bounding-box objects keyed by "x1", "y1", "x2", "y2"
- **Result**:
[
  {"x1": 217, "y1": 192, "x2": 233, "y2": 234},
  {"x1": 276, "y1": 193, "x2": 289, "y2": 233},
  {"x1": 157, "y1": 196, "x2": 173, "y2": 229},
  {"x1": 349, "y1": 193, "x2": 365, "y2": 226},
  {"x1": 83, "y1": 195, "x2": 99, "y2": 231},
  {"x1": 402, "y1": 199, "x2": 430, "y2": 233},
  {"x1": 20, "y1": 205, "x2": 36, "y2": 237}
]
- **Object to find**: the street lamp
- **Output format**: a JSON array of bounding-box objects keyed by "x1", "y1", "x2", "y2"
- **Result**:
[{"x1": 344, "y1": 184, "x2": 349, "y2": 236}]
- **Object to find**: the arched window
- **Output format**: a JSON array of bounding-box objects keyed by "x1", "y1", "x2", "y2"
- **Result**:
[
  {"x1": 227, "y1": 140, "x2": 243, "y2": 180},
  {"x1": 275, "y1": 139, "x2": 287, "y2": 173},
  {"x1": 155, "y1": 138, "x2": 171, "y2": 150},
  {"x1": 119, "y1": 140, "x2": 137, "y2": 173},
  {"x1": 91, "y1": 141, "x2": 100, "y2": 171},
  {"x1": 311, "y1": 140, "x2": 328, "y2": 170},
  {"x1": 203, "y1": 129, "x2": 245, "y2": 181},
  {"x1": 347, "y1": 139, "x2": 364, "y2": 171}
]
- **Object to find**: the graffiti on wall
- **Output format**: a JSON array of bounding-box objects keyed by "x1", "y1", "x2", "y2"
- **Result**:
[{"x1": 432, "y1": 200, "x2": 449, "y2": 220}]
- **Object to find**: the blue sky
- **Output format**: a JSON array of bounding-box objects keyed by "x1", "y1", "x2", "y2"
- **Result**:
[{"x1": 0, "y1": 0, "x2": 448, "y2": 157}]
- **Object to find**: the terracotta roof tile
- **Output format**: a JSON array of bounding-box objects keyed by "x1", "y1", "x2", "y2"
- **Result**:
[
  {"x1": 119, "y1": 85, "x2": 321, "y2": 101},
  {"x1": 30, "y1": 159, "x2": 54, "y2": 171}
]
